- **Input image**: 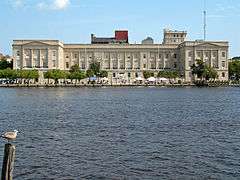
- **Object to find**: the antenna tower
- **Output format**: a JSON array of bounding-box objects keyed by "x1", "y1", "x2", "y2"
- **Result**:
[{"x1": 203, "y1": 0, "x2": 207, "y2": 41}]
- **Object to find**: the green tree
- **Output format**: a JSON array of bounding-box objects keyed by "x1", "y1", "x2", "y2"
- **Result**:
[
  {"x1": 71, "y1": 71, "x2": 86, "y2": 84},
  {"x1": 44, "y1": 70, "x2": 66, "y2": 84},
  {"x1": 70, "y1": 64, "x2": 80, "y2": 73},
  {"x1": 89, "y1": 61, "x2": 101, "y2": 76},
  {"x1": 44, "y1": 71, "x2": 52, "y2": 84},
  {"x1": 157, "y1": 71, "x2": 179, "y2": 79},
  {"x1": 86, "y1": 69, "x2": 95, "y2": 78},
  {"x1": 191, "y1": 59, "x2": 218, "y2": 81},
  {"x1": 99, "y1": 70, "x2": 108, "y2": 78},
  {"x1": 191, "y1": 59, "x2": 205, "y2": 79},
  {"x1": 202, "y1": 66, "x2": 218, "y2": 80},
  {"x1": 0, "y1": 60, "x2": 13, "y2": 70},
  {"x1": 143, "y1": 71, "x2": 154, "y2": 79},
  {"x1": 229, "y1": 60, "x2": 240, "y2": 80}
]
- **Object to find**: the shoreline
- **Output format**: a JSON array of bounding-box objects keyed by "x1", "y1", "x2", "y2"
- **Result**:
[{"x1": 0, "y1": 84, "x2": 238, "y2": 88}]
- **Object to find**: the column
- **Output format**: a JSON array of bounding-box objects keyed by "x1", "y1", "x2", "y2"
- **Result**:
[
  {"x1": 21, "y1": 48, "x2": 25, "y2": 68},
  {"x1": 124, "y1": 52, "x2": 126, "y2": 70},
  {"x1": 31, "y1": 49, "x2": 34, "y2": 68},
  {"x1": 131, "y1": 53, "x2": 134, "y2": 70},
  {"x1": 39, "y1": 49, "x2": 43, "y2": 68},
  {"x1": 47, "y1": 48, "x2": 50, "y2": 69},
  {"x1": 78, "y1": 51, "x2": 81, "y2": 67},
  {"x1": 110, "y1": 54, "x2": 113, "y2": 70}
]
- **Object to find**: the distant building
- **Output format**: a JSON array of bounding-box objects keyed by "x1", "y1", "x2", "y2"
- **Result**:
[
  {"x1": 91, "y1": 30, "x2": 128, "y2": 44},
  {"x1": 163, "y1": 29, "x2": 187, "y2": 45},
  {"x1": 142, "y1": 37, "x2": 154, "y2": 44},
  {"x1": 12, "y1": 29, "x2": 229, "y2": 83}
]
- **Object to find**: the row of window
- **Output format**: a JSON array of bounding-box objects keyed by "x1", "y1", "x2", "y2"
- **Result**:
[
  {"x1": 188, "y1": 51, "x2": 226, "y2": 58},
  {"x1": 65, "y1": 53, "x2": 178, "y2": 60}
]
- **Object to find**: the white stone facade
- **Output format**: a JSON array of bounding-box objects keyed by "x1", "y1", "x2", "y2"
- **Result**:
[{"x1": 12, "y1": 38, "x2": 229, "y2": 82}]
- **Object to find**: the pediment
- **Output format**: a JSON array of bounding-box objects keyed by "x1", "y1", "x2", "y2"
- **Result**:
[
  {"x1": 195, "y1": 42, "x2": 221, "y2": 48},
  {"x1": 22, "y1": 41, "x2": 56, "y2": 47}
]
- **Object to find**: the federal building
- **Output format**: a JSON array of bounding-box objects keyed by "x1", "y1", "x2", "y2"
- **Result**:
[{"x1": 12, "y1": 29, "x2": 229, "y2": 82}]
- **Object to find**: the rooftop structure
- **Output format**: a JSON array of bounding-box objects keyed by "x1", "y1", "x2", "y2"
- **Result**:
[
  {"x1": 91, "y1": 30, "x2": 128, "y2": 44},
  {"x1": 163, "y1": 29, "x2": 187, "y2": 45}
]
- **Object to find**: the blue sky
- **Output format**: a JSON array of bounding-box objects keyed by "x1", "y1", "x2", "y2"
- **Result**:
[{"x1": 0, "y1": 0, "x2": 239, "y2": 57}]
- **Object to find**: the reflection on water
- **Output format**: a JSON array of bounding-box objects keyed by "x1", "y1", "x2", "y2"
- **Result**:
[{"x1": 0, "y1": 87, "x2": 240, "y2": 179}]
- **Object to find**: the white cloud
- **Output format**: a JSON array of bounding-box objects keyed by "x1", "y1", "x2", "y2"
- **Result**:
[
  {"x1": 37, "y1": 0, "x2": 70, "y2": 10},
  {"x1": 52, "y1": 0, "x2": 70, "y2": 10},
  {"x1": 10, "y1": 0, "x2": 70, "y2": 10},
  {"x1": 10, "y1": 0, "x2": 24, "y2": 8}
]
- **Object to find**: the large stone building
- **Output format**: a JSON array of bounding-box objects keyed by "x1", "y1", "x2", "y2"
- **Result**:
[{"x1": 12, "y1": 29, "x2": 229, "y2": 83}]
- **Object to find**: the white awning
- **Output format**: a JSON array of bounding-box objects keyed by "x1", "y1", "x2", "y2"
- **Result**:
[
  {"x1": 135, "y1": 77, "x2": 143, "y2": 81},
  {"x1": 147, "y1": 77, "x2": 156, "y2": 82},
  {"x1": 158, "y1": 77, "x2": 168, "y2": 81}
]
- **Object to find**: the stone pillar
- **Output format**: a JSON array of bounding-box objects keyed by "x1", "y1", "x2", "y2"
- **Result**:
[
  {"x1": 124, "y1": 52, "x2": 126, "y2": 70},
  {"x1": 31, "y1": 49, "x2": 34, "y2": 68},
  {"x1": 47, "y1": 48, "x2": 50, "y2": 69},
  {"x1": 21, "y1": 48, "x2": 25, "y2": 68},
  {"x1": 78, "y1": 51, "x2": 81, "y2": 67},
  {"x1": 110, "y1": 55, "x2": 113, "y2": 70},
  {"x1": 39, "y1": 49, "x2": 43, "y2": 68},
  {"x1": 131, "y1": 53, "x2": 134, "y2": 70}
]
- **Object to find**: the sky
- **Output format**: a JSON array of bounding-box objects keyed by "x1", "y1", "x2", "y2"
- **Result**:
[{"x1": 0, "y1": 0, "x2": 239, "y2": 57}]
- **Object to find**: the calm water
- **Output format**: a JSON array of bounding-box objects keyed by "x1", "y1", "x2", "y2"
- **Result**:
[{"x1": 0, "y1": 87, "x2": 240, "y2": 180}]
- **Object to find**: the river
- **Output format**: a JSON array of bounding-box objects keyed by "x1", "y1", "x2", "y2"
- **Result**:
[{"x1": 0, "y1": 87, "x2": 239, "y2": 179}]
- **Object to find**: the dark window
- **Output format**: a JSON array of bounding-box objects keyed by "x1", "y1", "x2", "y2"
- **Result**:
[
  {"x1": 143, "y1": 64, "x2": 146, "y2": 68},
  {"x1": 222, "y1": 72, "x2": 225, "y2": 77},
  {"x1": 174, "y1": 62, "x2": 177, "y2": 68},
  {"x1": 66, "y1": 62, "x2": 69, "y2": 68},
  {"x1": 128, "y1": 73, "x2": 131, "y2": 78},
  {"x1": 143, "y1": 54, "x2": 146, "y2": 59},
  {"x1": 135, "y1": 73, "x2": 138, "y2": 77},
  {"x1": 174, "y1": 54, "x2": 177, "y2": 58},
  {"x1": 113, "y1": 73, "x2": 116, "y2": 78},
  {"x1": 222, "y1": 52, "x2": 226, "y2": 57}
]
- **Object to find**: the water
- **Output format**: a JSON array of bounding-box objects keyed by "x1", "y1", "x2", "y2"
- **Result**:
[{"x1": 0, "y1": 87, "x2": 240, "y2": 179}]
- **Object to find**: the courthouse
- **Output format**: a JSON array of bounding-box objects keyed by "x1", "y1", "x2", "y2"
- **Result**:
[{"x1": 12, "y1": 29, "x2": 229, "y2": 82}]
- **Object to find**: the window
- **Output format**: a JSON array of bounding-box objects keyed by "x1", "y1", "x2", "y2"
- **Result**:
[
  {"x1": 113, "y1": 73, "x2": 116, "y2": 78},
  {"x1": 174, "y1": 54, "x2": 177, "y2": 58},
  {"x1": 165, "y1": 54, "x2": 169, "y2": 59},
  {"x1": 66, "y1": 62, "x2": 69, "y2": 68},
  {"x1": 74, "y1": 54, "x2": 78, "y2": 59},
  {"x1": 143, "y1": 64, "x2": 146, "y2": 68},
  {"x1": 174, "y1": 62, "x2": 177, "y2": 68},
  {"x1": 188, "y1": 51, "x2": 193, "y2": 57},
  {"x1": 197, "y1": 52, "x2": 201, "y2": 57},
  {"x1": 16, "y1": 51, "x2": 20, "y2": 56},
  {"x1": 135, "y1": 73, "x2": 138, "y2": 78},
  {"x1": 222, "y1": 72, "x2": 225, "y2": 78},
  {"x1": 213, "y1": 51, "x2": 218, "y2": 57},
  {"x1": 65, "y1": 55, "x2": 69, "y2": 59},
  {"x1": 159, "y1": 54, "x2": 162, "y2": 59},
  {"x1": 128, "y1": 73, "x2": 131, "y2": 78},
  {"x1": 52, "y1": 60, "x2": 56, "y2": 68},
  {"x1": 53, "y1": 51, "x2": 56, "y2": 57},
  {"x1": 222, "y1": 61, "x2": 226, "y2": 68},
  {"x1": 222, "y1": 52, "x2": 226, "y2": 57},
  {"x1": 143, "y1": 54, "x2": 146, "y2": 59}
]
